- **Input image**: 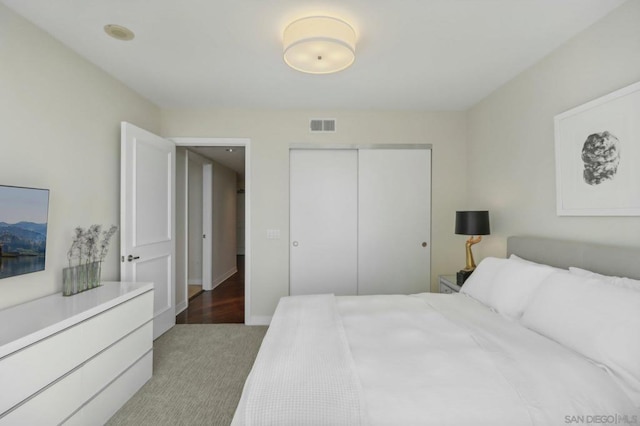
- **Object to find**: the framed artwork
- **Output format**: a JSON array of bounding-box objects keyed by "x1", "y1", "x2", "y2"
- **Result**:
[
  {"x1": 554, "y1": 81, "x2": 640, "y2": 216},
  {"x1": 0, "y1": 185, "x2": 49, "y2": 279}
]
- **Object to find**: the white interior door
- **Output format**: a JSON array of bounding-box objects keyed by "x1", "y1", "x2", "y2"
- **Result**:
[
  {"x1": 358, "y1": 148, "x2": 431, "y2": 295},
  {"x1": 121, "y1": 122, "x2": 176, "y2": 339},
  {"x1": 290, "y1": 149, "x2": 358, "y2": 296}
]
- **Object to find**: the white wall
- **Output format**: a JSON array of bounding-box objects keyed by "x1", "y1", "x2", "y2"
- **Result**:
[
  {"x1": 212, "y1": 162, "x2": 238, "y2": 286},
  {"x1": 0, "y1": 4, "x2": 160, "y2": 309},
  {"x1": 467, "y1": 0, "x2": 640, "y2": 259},
  {"x1": 161, "y1": 109, "x2": 468, "y2": 319}
]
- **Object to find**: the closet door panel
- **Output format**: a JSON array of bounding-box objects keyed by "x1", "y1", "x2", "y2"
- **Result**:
[
  {"x1": 358, "y1": 148, "x2": 431, "y2": 295},
  {"x1": 290, "y1": 150, "x2": 358, "y2": 296}
]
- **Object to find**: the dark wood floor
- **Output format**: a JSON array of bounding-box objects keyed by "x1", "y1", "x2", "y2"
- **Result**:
[{"x1": 176, "y1": 256, "x2": 245, "y2": 324}]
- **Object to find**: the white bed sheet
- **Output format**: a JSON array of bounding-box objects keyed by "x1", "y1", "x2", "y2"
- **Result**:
[
  {"x1": 232, "y1": 294, "x2": 368, "y2": 426},
  {"x1": 233, "y1": 293, "x2": 639, "y2": 426}
]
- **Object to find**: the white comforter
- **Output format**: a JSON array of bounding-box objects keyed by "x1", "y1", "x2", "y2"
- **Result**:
[{"x1": 233, "y1": 293, "x2": 638, "y2": 426}]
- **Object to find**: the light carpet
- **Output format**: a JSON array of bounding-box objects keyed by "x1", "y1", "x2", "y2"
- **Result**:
[{"x1": 107, "y1": 324, "x2": 267, "y2": 426}]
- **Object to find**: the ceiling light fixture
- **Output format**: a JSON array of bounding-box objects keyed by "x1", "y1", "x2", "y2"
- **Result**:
[
  {"x1": 283, "y1": 16, "x2": 356, "y2": 74},
  {"x1": 104, "y1": 24, "x2": 135, "y2": 41}
]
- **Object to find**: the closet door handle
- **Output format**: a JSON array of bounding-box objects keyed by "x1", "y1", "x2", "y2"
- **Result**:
[
  {"x1": 292, "y1": 241, "x2": 299, "y2": 247},
  {"x1": 127, "y1": 254, "x2": 140, "y2": 262},
  {"x1": 421, "y1": 242, "x2": 428, "y2": 247}
]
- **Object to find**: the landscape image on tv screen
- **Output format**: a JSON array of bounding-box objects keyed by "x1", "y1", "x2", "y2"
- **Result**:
[{"x1": 0, "y1": 185, "x2": 49, "y2": 279}]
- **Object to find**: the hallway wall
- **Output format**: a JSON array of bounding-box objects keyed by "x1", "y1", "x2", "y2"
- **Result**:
[{"x1": 212, "y1": 162, "x2": 238, "y2": 287}]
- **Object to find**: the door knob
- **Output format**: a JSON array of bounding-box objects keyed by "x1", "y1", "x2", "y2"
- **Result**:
[
  {"x1": 292, "y1": 241, "x2": 299, "y2": 247},
  {"x1": 127, "y1": 254, "x2": 140, "y2": 262},
  {"x1": 422, "y1": 242, "x2": 428, "y2": 247}
]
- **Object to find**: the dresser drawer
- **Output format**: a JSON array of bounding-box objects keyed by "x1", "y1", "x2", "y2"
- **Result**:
[
  {"x1": 0, "y1": 361, "x2": 84, "y2": 425},
  {"x1": 78, "y1": 291, "x2": 153, "y2": 362},
  {"x1": 82, "y1": 321, "x2": 152, "y2": 402},
  {"x1": 0, "y1": 316, "x2": 86, "y2": 415},
  {"x1": 63, "y1": 351, "x2": 153, "y2": 426},
  {"x1": 3, "y1": 324, "x2": 152, "y2": 426},
  {"x1": 0, "y1": 291, "x2": 153, "y2": 415}
]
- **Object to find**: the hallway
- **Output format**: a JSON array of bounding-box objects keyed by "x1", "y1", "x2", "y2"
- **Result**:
[{"x1": 176, "y1": 256, "x2": 245, "y2": 324}]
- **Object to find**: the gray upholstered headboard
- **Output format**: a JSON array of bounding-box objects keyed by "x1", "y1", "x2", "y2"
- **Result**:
[{"x1": 507, "y1": 236, "x2": 640, "y2": 280}]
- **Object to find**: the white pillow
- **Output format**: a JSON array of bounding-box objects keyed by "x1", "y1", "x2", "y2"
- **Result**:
[
  {"x1": 509, "y1": 254, "x2": 566, "y2": 274},
  {"x1": 569, "y1": 266, "x2": 640, "y2": 291},
  {"x1": 459, "y1": 257, "x2": 508, "y2": 306},
  {"x1": 521, "y1": 271, "x2": 640, "y2": 404},
  {"x1": 509, "y1": 253, "x2": 541, "y2": 265},
  {"x1": 488, "y1": 257, "x2": 556, "y2": 319}
]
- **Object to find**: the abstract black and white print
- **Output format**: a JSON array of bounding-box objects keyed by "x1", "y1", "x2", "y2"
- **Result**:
[
  {"x1": 581, "y1": 131, "x2": 620, "y2": 185},
  {"x1": 554, "y1": 80, "x2": 640, "y2": 215}
]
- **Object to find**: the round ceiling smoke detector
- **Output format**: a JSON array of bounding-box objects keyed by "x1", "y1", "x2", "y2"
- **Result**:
[{"x1": 104, "y1": 24, "x2": 135, "y2": 41}]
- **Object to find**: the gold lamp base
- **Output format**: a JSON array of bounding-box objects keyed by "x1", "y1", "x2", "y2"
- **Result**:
[
  {"x1": 463, "y1": 235, "x2": 482, "y2": 271},
  {"x1": 456, "y1": 236, "x2": 482, "y2": 285}
]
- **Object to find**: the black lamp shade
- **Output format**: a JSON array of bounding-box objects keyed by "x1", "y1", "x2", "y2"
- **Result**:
[{"x1": 455, "y1": 211, "x2": 490, "y2": 236}]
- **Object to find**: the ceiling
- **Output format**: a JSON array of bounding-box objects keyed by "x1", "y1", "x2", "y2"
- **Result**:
[
  {"x1": 189, "y1": 146, "x2": 245, "y2": 183},
  {"x1": 2, "y1": 0, "x2": 627, "y2": 111}
]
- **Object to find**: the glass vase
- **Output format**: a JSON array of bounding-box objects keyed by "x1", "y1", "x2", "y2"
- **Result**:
[
  {"x1": 62, "y1": 262, "x2": 102, "y2": 296},
  {"x1": 87, "y1": 261, "x2": 102, "y2": 289},
  {"x1": 78, "y1": 263, "x2": 88, "y2": 292},
  {"x1": 62, "y1": 266, "x2": 77, "y2": 296}
]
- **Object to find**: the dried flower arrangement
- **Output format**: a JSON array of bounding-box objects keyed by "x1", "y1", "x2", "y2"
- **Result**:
[{"x1": 63, "y1": 224, "x2": 118, "y2": 296}]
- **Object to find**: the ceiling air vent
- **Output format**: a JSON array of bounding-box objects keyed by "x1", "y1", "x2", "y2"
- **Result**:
[{"x1": 309, "y1": 119, "x2": 336, "y2": 133}]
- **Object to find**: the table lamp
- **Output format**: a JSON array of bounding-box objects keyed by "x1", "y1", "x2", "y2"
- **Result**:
[{"x1": 455, "y1": 211, "x2": 490, "y2": 284}]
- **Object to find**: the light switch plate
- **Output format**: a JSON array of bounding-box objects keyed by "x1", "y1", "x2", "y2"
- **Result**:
[{"x1": 266, "y1": 229, "x2": 281, "y2": 240}]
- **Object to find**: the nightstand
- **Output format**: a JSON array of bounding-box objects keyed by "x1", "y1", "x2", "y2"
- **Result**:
[{"x1": 439, "y1": 274, "x2": 462, "y2": 294}]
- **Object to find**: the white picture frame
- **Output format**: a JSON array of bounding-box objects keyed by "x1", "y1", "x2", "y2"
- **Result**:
[{"x1": 554, "y1": 81, "x2": 640, "y2": 216}]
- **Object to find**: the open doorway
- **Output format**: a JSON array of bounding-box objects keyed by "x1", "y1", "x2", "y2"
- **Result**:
[{"x1": 173, "y1": 139, "x2": 249, "y2": 324}]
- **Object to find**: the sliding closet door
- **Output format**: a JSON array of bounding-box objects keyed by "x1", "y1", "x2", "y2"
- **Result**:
[
  {"x1": 358, "y1": 148, "x2": 431, "y2": 295},
  {"x1": 290, "y1": 149, "x2": 358, "y2": 296}
]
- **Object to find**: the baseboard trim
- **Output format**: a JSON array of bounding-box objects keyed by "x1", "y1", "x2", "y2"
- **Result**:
[
  {"x1": 211, "y1": 266, "x2": 238, "y2": 290},
  {"x1": 247, "y1": 315, "x2": 272, "y2": 326},
  {"x1": 175, "y1": 300, "x2": 188, "y2": 315}
]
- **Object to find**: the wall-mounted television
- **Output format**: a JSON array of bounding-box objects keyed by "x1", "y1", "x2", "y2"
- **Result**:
[{"x1": 0, "y1": 185, "x2": 50, "y2": 279}]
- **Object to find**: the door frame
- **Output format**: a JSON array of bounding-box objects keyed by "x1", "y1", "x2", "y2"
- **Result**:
[{"x1": 172, "y1": 137, "x2": 252, "y2": 324}]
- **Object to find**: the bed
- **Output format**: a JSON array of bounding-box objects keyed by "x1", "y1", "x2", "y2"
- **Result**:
[{"x1": 232, "y1": 236, "x2": 640, "y2": 425}]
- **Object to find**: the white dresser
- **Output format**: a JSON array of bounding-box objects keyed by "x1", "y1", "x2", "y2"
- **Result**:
[{"x1": 0, "y1": 282, "x2": 154, "y2": 425}]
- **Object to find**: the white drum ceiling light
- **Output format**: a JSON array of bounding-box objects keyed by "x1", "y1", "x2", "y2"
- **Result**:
[{"x1": 283, "y1": 16, "x2": 356, "y2": 74}]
